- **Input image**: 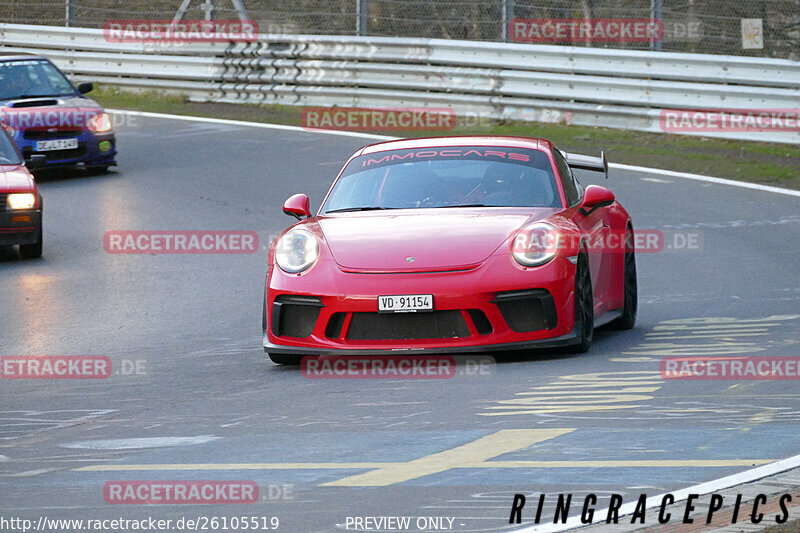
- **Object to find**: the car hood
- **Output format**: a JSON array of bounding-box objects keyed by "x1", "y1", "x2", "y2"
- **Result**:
[
  {"x1": 317, "y1": 208, "x2": 559, "y2": 272},
  {"x1": 0, "y1": 95, "x2": 101, "y2": 110},
  {"x1": 0, "y1": 165, "x2": 35, "y2": 192}
]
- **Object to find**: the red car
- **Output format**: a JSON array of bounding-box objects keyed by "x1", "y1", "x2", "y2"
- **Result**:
[
  {"x1": 263, "y1": 136, "x2": 636, "y2": 364},
  {"x1": 0, "y1": 126, "x2": 43, "y2": 258}
]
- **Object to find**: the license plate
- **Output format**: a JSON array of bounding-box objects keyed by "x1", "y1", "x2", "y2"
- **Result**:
[
  {"x1": 35, "y1": 138, "x2": 78, "y2": 152},
  {"x1": 378, "y1": 294, "x2": 433, "y2": 313}
]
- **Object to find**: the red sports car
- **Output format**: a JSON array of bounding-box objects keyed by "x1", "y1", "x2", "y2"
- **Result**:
[
  {"x1": 0, "y1": 125, "x2": 43, "y2": 258},
  {"x1": 263, "y1": 136, "x2": 636, "y2": 364}
]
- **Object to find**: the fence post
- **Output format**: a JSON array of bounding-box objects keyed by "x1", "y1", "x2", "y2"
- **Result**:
[
  {"x1": 502, "y1": 0, "x2": 514, "y2": 42},
  {"x1": 65, "y1": 0, "x2": 76, "y2": 27},
  {"x1": 356, "y1": 0, "x2": 368, "y2": 36},
  {"x1": 650, "y1": 0, "x2": 662, "y2": 51}
]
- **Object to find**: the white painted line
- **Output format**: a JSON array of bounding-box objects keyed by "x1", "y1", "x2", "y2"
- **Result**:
[
  {"x1": 511, "y1": 452, "x2": 800, "y2": 532},
  {"x1": 107, "y1": 109, "x2": 394, "y2": 141},
  {"x1": 61, "y1": 435, "x2": 220, "y2": 450},
  {"x1": 109, "y1": 108, "x2": 800, "y2": 198},
  {"x1": 611, "y1": 162, "x2": 800, "y2": 198}
]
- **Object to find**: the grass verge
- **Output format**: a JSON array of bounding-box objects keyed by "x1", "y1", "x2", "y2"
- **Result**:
[{"x1": 94, "y1": 87, "x2": 800, "y2": 190}]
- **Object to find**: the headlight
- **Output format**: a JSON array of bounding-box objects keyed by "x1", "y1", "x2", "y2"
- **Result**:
[
  {"x1": 275, "y1": 229, "x2": 319, "y2": 273},
  {"x1": 7, "y1": 193, "x2": 36, "y2": 210},
  {"x1": 88, "y1": 113, "x2": 112, "y2": 133},
  {"x1": 512, "y1": 222, "x2": 559, "y2": 267}
]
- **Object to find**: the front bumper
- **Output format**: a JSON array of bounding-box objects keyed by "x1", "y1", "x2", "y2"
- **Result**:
[
  {"x1": 264, "y1": 254, "x2": 579, "y2": 355},
  {"x1": 0, "y1": 208, "x2": 41, "y2": 246},
  {"x1": 18, "y1": 131, "x2": 117, "y2": 168}
]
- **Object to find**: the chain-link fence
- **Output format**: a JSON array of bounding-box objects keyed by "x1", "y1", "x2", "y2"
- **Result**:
[{"x1": 1, "y1": 0, "x2": 798, "y2": 59}]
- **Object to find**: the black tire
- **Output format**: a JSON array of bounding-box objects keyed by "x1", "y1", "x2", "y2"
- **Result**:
[
  {"x1": 268, "y1": 353, "x2": 304, "y2": 365},
  {"x1": 86, "y1": 165, "x2": 111, "y2": 175},
  {"x1": 571, "y1": 252, "x2": 594, "y2": 353},
  {"x1": 19, "y1": 225, "x2": 42, "y2": 259},
  {"x1": 610, "y1": 228, "x2": 638, "y2": 330}
]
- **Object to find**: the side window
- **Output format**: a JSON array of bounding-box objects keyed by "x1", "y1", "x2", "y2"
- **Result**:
[{"x1": 553, "y1": 149, "x2": 581, "y2": 207}]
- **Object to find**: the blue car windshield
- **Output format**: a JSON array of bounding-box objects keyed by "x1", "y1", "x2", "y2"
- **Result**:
[
  {"x1": 0, "y1": 130, "x2": 22, "y2": 164},
  {"x1": 322, "y1": 146, "x2": 560, "y2": 213},
  {"x1": 0, "y1": 59, "x2": 76, "y2": 101}
]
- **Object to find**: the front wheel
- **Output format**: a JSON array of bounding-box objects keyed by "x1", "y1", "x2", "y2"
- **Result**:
[
  {"x1": 571, "y1": 252, "x2": 594, "y2": 353},
  {"x1": 19, "y1": 226, "x2": 43, "y2": 259},
  {"x1": 610, "y1": 229, "x2": 637, "y2": 330},
  {"x1": 86, "y1": 165, "x2": 111, "y2": 175}
]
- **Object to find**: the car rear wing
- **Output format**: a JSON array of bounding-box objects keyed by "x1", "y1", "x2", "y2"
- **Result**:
[{"x1": 564, "y1": 150, "x2": 608, "y2": 179}]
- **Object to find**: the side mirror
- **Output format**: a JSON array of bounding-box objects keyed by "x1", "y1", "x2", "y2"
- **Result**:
[
  {"x1": 283, "y1": 193, "x2": 311, "y2": 220},
  {"x1": 26, "y1": 154, "x2": 47, "y2": 169},
  {"x1": 77, "y1": 82, "x2": 94, "y2": 94},
  {"x1": 579, "y1": 185, "x2": 615, "y2": 214}
]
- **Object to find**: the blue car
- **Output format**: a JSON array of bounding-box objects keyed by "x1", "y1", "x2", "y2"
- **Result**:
[{"x1": 0, "y1": 53, "x2": 117, "y2": 172}]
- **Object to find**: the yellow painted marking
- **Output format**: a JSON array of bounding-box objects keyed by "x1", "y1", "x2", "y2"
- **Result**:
[
  {"x1": 747, "y1": 410, "x2": 779, "y2": 426},
  {"x1": 531, "y1": 381, "x2": 662, "y2": 388},
  {"x1": 652, "y1": 324, "x2": 778, "y2": 331},
  {"x1": 517, "y1": 387, "x2": 661, "y2": 395},
  {"x1": 481, "y1": 372, "x2": 662, "y2": 416},
  {"x1": 77, "y1": 462, "x2": 389, "y2": 472},
  {"x1": 657, "y1": 409, "x2": 718, "y2": 413},
  {"x1": 643, "y1": 333, "x2": 769, "y2": 340},
  {"x1": 73, "y1": 424, "x2": 772, "y2": 488},
  {"x1": 623, "y1": 342, "x2": 761, "y2": 356},
  {"x1": 75, "y1": 458, "x2": 772, "y2": 473},
  {"x1": 496, "y1": 394, "x2": 654, "y2": 405},
  {"x1": 321, "y1": 428, "x2": 574, "y2": 486},
  {"x1": 559, "y1": 371, "x2": 662, "y2": 381},
  {"x1": 480, "y1": 405, "x2": 641, "y2": 415},
  {"x1": 477, "y1": 459, "x2": 771, "y2": 468}
]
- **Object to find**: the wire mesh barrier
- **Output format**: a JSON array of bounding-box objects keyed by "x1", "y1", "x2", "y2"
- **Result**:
[{"x1": 1, "y1": 0, "x2": 798, "y2": 59}]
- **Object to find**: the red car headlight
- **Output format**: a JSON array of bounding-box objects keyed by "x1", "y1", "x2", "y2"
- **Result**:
[
  {"x1": 512, "y1": 222, "x2": 560, "y2": 267},
  {"x1": 275, "y1": 229, "x2": 319, "y2": 273}
]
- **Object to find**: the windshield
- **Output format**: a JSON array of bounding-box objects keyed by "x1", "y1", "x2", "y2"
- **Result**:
[
  {"x1": 0, "y1": 129, "x2": 22, "y2": 164},
  {"x1": 322, "y1": 146, "x2": 560, "y2": 213},
  {"x1": 0, "y1": 59, "x2": 76, "y2": 101}
]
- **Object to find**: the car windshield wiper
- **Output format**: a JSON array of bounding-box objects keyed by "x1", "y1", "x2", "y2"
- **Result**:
[
  {"x1": 325, "y1": 206, "x2": 395, "y2": 213},
  {"x1": 438, "y1": 203, "x2": 489, "y2": 208}
]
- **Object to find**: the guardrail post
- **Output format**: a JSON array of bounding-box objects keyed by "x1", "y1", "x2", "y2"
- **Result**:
[
  {"x1": 65, "y1": 0, "x2": 76, "y2": 27},
  {"x1": 356, "y1": 0, "x2": 368, "y2": 36}
]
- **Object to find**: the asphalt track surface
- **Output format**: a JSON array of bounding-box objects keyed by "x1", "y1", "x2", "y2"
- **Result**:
[{"x1": 1, "y1": 114, "x2": 799, "y2": 532}]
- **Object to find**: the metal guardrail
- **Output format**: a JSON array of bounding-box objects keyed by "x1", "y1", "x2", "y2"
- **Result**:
[{"x1": 1, "y1": 23, "x2": 798, "y2": 144}]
